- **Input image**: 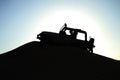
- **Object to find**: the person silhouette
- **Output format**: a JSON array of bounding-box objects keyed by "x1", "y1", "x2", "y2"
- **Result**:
[
  {"x1": 88, "y1": 38, "x2": 95, "y2": 53},
  {"x1": 69, "y1": 30, "x2": 78, "y2": 39}
]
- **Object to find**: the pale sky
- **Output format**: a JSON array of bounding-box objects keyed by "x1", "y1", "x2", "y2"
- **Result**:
[{"x1": 0, "y1": 0, "x2": 120, "y2": 60}]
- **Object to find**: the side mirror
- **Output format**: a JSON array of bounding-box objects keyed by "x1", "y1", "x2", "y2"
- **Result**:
[{"x1": 37, "y1": 34, "x2": 41, "y2": 40}]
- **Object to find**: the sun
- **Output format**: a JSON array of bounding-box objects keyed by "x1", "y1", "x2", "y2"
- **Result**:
[{"x1": 34, "y1": 9, "x2": 107, "y2": 57}]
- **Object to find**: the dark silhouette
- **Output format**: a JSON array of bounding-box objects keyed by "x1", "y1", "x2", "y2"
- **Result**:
[
  {"x1": 37, "y1": 23, "x2": 94, "y2": 53},
  {"x1": 88, "y1": 38, "x2": 95, "y2": 53},
  {"x1": 0, "y1": 24, "x2": 120, "y2": 80},
  {"x1": 0, "y1": 41, "x2": 120, "y2": 80},
  {"x1": 59, "y1": 23, "x2": 67, "y2": 35},
  {"x1": 69, "y1": 30, "x2": 78, "y2": 39}
]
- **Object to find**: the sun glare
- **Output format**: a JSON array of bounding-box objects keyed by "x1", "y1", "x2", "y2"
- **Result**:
[
  {"x1": 34, "y1": 9, "x2": 109, "y2": 58},
  {"x1": 38, "y1": 9, "x2": 102, "y2": 37}
]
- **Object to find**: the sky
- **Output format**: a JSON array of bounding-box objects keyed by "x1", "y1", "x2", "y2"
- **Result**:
[{"x1": 0, "y1": 0, "x2": 120, "y2": 60}]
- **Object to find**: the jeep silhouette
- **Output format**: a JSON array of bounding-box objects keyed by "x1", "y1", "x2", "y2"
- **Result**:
[{"x1": 37, "y1": 23, "x2": 95, "y2": 53}]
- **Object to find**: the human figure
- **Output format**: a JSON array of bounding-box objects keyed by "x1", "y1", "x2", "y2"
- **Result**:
[
  {"x1": 69, "y1": 30, "x2": 78, "y2": 39},
  {"x1": 88, "y1": 38, "x2": 95, "y2": 53}
]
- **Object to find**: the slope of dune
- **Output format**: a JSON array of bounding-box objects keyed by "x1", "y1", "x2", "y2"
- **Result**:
[{"x1": 0, "y1": 41, "x2": 120, "y2": 80}]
